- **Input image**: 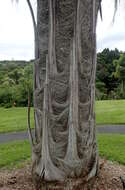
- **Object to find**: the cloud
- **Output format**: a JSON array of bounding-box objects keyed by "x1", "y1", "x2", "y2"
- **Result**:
[
  {"x1": 0, "y1": 43, "x2": 34, "y2": 60},
  {"x1": 97, "y1": 0, "x2": 125, "y2": 52},
  {"x1": 0, "y1": 0, "x2": 125, "y2": 60},
  {"x1": 0, "y1": 0, "x2": 34, "y2": 60},
  {"x1": 97, "y1": 33, "x2": 125, "y2": 51}
]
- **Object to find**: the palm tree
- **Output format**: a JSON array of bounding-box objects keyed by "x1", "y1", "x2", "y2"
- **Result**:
[
  {"x1": 26, "y1": 0, "x2": 101, "y2": 189},
  {"x1": 26, "y1": 1, "x2": 101, "y2": 189},
  {"x1": 18, "y1": 0, "x2": 118, "y2": 188}
]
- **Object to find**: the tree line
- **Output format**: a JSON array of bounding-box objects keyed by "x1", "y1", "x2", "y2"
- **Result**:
[
  {"x1": 0, "y1": 60, "x2": 33, "y2": 107},
  {"x1": 0, "y1": 48, "x2": 125, "y2": 108},
  {"x1": 96, "y1": 48, "x2": 125, "y2": 100}
]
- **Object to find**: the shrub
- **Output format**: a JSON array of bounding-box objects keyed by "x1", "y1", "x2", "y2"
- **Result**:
[{"x1": 4, "y1": 103, "x2": 12, "y2": 108}]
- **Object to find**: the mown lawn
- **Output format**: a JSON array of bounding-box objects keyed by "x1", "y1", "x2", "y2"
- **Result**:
[
  {"x1": 0, "y1": 107, "x2": 34, "y2": 133},
  {"x1": 97, "y1": 134, "x2": 125, "y2": 165},
  {"x1": 96, "y1": 100, "x2": 125, "y2": 124},
  {"x1": 0, "y1": 140, "x2": 31, "y2": 169},
  {"x1": 0, "y1": 134, "x2": 125, "y2": 169},
  {"x1": 0, "y1": 100, "x2": 125, "y2": 133}
]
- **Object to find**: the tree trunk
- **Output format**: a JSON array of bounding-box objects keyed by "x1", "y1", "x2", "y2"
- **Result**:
[{"x1": 31, "y1": 0, "x2": 100, "y2": 189}]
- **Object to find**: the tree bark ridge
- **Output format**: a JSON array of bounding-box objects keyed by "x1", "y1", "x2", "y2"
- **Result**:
[{"x1": 31, "y1": 0, "x2": 100, "y2": 186}]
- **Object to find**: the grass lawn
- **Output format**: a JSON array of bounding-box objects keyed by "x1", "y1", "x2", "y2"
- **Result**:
[
  {"x1": 0, "y1": 140, "x2": 31, "y2": 169},
  {"x1": 0, "y1": 107, "x2": 34, "y2": 133},
  {"x1": 0, "y1": 134, "x2": 125, "y2": 169},
  {"x1": 0, "y1": 99, "x2": 125, "y2": 133},
  {"x1": 96, "y1": 100, "x2": 125, "y2": 125},
  {"x1": 97, "y1": 134, "x2": 125, "y2": 165}
]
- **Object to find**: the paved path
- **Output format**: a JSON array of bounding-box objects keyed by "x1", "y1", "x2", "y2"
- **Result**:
[
  {"x1": 97, "y1": 125, "x2": 125, "y2": 134},
  {"x1": 0, "y1": 125, "x2": 125, "y2": 144},
  {"x1": 0, "y1": 131, "x2": 29, "y2": 144}
]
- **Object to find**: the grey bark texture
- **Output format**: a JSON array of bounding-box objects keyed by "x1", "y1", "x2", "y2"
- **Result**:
[{"x1": 29, "y1": 0, "x2": 100, "y2": 188}]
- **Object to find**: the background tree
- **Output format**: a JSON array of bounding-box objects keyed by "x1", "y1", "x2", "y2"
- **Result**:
[
  {"x1": 96, "y1": 48, "x2": 120, "y2": 98},
  {"x1": 0, "y1": 61, "x2": 33, "y2": 107},
  {"x1": 8, "y1": 68, "x2": 24, "y2": 85},
  {"x1": 113, "y1": 53, "x2": 125, "y2": 98}
]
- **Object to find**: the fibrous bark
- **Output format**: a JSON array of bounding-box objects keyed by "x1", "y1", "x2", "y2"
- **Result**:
[{"x1": 29, "y1": 0, "x2": 100, "y2": 187}]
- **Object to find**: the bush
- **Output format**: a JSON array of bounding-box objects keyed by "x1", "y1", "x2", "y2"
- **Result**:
[
  {"x1": 4, "y1": 103, "x2": 12, "y2": 108},
  {"x1": 0, "y1": 86, "x2": 13, "y2": 105},
  {"x1": 0, "y1": 103, "x2": 5, "y2": 107}
]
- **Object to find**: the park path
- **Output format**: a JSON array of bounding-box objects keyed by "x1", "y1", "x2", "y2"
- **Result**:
[
  {"x1": 97, "y1": 125, "x2": 125, "y2": 134},
  {"x1": 0, "y1": 125, "x2": 125, "y2": 144}
]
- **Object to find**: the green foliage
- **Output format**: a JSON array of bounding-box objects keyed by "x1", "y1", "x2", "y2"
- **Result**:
[
  {"x1": 0, "y1": 60, "x2": 33, "y2": 107},
  {"x1": 4, "y1": 103, "x2": 12, "y2": 108},
  {"x1": 113, "y1": 54, "x2": 125, "y2": 98},
  {"x1": 96, "y1": 81, "x2": 107, "y2": 100},
  {"x1": 0, "y1": 86, "x2": 13, "y2": 106},
  {"x1": 96, "y1": 48, "x2": 120, "y2": 99}
]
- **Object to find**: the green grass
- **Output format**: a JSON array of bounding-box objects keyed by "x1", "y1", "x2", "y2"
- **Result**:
[
  {"x1": 0, "y1": 99, "x2": 125, "y2": 134},
  {"x1": 0, "y1": 107, "x2": 34, "y2": 133},
  {"x1": 0, "y1": 140, "x2": 31, "y2": 169},
  {"x1": 0, "y1": 134, "x2": 125, "y2": 169},
  {"x1": 97, "y1": 134, "x2": 125, "y2": 165},
  {"x1": 96, "y1": 100, "x2": 125, "y2": 124}
]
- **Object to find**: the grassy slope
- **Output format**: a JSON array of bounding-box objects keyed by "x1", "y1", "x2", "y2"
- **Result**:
[
  {"x1": 96, "y1": 100, "x2": 125, "y2": 124},
  {"x1": 0, "y1": 100, "x2": 125, "y2": 133},
  {"x1": 97, "y1": 134, "x2": 125, "y2": 165},
  {"x1": 0, "y1": 107, "x2": 34, "y2": 133},
  {"x1": 0, "y1": 134, "x2": 125, "y2": 169},
  {"x1": 0, "y1": 140, "x2": 31, "y2": 169}
]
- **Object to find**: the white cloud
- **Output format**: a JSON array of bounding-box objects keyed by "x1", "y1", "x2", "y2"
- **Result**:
[
  {"x1": 0, "y1": 0, "x2": 125, "y2": 60},
  {"x1": 0, "y1": 0, "x2": 34, "y2": 60},
  {"x1": 97, "y1": 0, "x2": 125, "y2": 52}
]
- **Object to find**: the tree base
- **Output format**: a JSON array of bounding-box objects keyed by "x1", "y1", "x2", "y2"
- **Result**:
[{"x1": 33, "y1": 176, "x2": 96, "y2": 190}]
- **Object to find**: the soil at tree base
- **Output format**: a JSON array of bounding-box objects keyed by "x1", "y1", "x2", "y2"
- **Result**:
[{"x1": 0, "y1": 159, "x2": 125, "y2": 190}]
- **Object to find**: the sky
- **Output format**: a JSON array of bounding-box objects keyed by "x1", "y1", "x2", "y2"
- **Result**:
[
  {"x1": 97, "y1": 0, "x2": 125, "y2": 52},
  {"x1": 0, "y1": 0, "x2": 125, "y2": 60}
]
